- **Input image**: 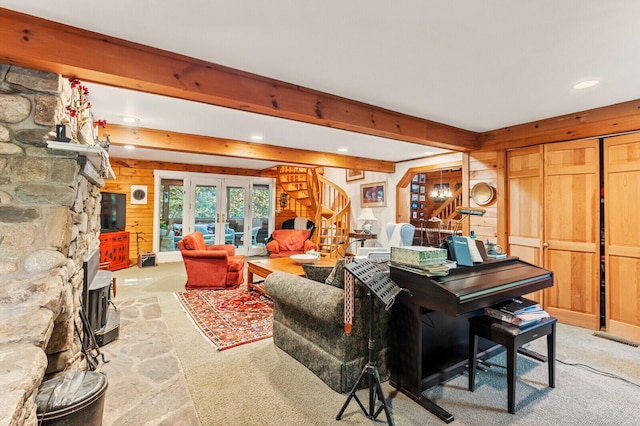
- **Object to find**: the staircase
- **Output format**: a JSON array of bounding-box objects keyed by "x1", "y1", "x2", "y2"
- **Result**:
[
  {"x1": 277, "y1": 166, "x2": 350, "y2": 258},
  {"x1": 430, "y1": 186, "x2": 463, "y2": 226}
]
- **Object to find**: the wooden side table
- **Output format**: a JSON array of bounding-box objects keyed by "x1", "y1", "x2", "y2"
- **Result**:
[{"x1": 349, "y1": 232, "x2": 377, "y2": 247}]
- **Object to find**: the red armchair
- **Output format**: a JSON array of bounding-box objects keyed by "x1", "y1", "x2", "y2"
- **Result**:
[
  {"x1": 265, "y1": 229, "x2": 318, "y2": 258},
  {"x1": 177, "y1": 232, "x2": 245, "y2": 290}
]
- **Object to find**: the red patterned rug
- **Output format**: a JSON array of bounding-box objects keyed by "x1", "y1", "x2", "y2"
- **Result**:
[{"x1": 175, "y1": 286, "x2": 273, "y2": 350}]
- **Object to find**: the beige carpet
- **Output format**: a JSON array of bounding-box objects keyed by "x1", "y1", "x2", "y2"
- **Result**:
[{"x1": 107, "y1": 261, "x2": 640, "y2": 425}]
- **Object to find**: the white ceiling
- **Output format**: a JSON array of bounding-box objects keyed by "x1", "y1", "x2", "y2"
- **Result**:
[{"x1": 4, "y1": 1, "x2": 640, "y2": 169}]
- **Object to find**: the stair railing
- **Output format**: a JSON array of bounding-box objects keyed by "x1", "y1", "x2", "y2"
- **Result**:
[
  {"x1": 315, "y1": 174, "x2": 350, "y2": 258},
  {"x1": 430, "y1": 186, "x2": 463, "y2": 227}
]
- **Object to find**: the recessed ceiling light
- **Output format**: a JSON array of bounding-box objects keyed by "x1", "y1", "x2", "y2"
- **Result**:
[
  {"x1": 124, "y1": 145, "x2": 135, "y2": 150},
  {"x1": 337, "y1": 147, "x2": 348, "y2": 152},
  {"x1": 573, "y1": 80, "x2": 599, "y2": 90},
  {"x1": 251, "y1": 135, "x2": 263, "y2": 141},
  {"x1": 122, "y1": 116, "x2": 139, "y2": 123}
]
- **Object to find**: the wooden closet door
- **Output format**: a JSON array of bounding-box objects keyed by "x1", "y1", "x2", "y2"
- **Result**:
[
  {"x1": 543, "y1": 140, "x2": 600, "y2": 329},
  {"x1": 604, "y1": 134, "x2": 640, "y2": 341},
  {"x1": 507, "y1": 145, "x2": 544, "y2": 303}
]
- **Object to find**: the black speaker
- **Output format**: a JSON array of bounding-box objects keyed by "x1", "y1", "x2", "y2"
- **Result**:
[{"x1": 138, "y1": 252, "x2": 157, "y2": 268}]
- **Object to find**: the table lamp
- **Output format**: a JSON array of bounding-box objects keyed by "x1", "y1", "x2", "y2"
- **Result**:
[
  {"x1": 357, "y1": 208, "x2": 377, "y2": 234},
  {"x1": 453, "y1": 206, "x2": 486, "y2": 235}
]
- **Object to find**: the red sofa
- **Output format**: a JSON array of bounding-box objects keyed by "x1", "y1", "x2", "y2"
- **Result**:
[
  {"x1": 177, "y1": 232, "x2": 245, "y2": 289},
  {"x1": 265, "y1": 229, "x2": 318, "y2": 258}
]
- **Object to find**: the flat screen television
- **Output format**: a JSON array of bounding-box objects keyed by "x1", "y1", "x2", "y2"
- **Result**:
[{"x1": 100, "y1": 192, "x2": 126, "y2": 232}]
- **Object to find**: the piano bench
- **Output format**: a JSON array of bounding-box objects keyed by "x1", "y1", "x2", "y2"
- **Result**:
[{"x1": 468, "y1": 315, "x2": 557, "y2": 414}]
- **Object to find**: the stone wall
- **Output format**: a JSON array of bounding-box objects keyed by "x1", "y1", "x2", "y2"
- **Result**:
[{"x1": 0, "y1": 64, "x2": 104, "y2": 425}]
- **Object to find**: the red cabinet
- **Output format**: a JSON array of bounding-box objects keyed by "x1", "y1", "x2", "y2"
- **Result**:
[{"x1": 99, "y1": 231, "x2": 130, "y2": 271}]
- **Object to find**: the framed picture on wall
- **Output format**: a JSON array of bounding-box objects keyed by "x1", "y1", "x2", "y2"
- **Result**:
[
  {"x1": 346, "y1": 169, "x2": 365, "y2": 182},
  {"x1": 361, "y1": 181, "x2": 387, "y2": 207},
  {"x1": 411, "y1": 193, "x2": 419, "y2": 201}
]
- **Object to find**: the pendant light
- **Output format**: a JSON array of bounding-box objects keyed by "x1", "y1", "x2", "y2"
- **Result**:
[{"x1": 430, "y1": 170, "x2": 453, "y2": 202}]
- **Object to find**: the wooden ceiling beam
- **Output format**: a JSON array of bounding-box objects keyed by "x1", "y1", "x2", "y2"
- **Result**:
[
  {"x1": 480, "y1": 99, "x2": 640, "y2": 150},
  {"x1": 100, "y1": 124, "x2": 396, "y2": 173},
  {"x1": 0, "y1": 8, "x2": 479, "y2": 152},
  {"x1": 109, "y1": 157, "x2": 278, "y2": 178}
]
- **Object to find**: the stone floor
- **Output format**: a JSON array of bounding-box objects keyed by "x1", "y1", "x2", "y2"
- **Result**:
[{"x1": 98, "y1": 297, "x2": 199, "y2": 425}]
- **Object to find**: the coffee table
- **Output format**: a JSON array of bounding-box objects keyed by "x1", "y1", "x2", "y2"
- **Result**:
[{"x1": 247, "y1": 256, "x2": 337, "y2": 296}]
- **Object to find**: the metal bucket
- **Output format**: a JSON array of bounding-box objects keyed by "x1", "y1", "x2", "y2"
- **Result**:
[{"x1": 35, "y1": 371, "x2": 108, "y2": 426}]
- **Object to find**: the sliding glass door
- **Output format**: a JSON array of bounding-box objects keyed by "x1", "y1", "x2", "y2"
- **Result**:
[
  {"x1": 154, "y1": 171, "x2": 273, "y2": 263},
  {"x1": 190, "y1": 180, "x2": 219, "y2": 245}
]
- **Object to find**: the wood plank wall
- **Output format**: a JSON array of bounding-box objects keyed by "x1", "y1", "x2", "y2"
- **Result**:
[
  {"x1": 102, "y1": 157, "x2": 276, "y2": 264},
  {"x1": 102, "y1": 160, "x2": 155, "y2": 264},
  {"x1": 466, "y1": 150, "x2": 503, "y2": 243}
]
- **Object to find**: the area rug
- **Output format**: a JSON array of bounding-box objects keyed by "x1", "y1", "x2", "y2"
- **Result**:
[{"x1": 175, "y1": 286, "x2": 273, "y2": 350}]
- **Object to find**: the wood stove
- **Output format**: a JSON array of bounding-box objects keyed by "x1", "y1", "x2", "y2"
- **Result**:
[{"x1": 83, "y1": 249, "x2": 120, "y2": 346}]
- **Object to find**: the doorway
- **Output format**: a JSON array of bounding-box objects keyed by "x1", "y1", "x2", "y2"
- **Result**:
[{"x1": 153, "y1": 171, "x2": 274, "y2": 263}]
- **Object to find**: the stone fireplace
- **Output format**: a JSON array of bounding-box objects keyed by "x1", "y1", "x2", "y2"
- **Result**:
[{"x1": 0, "y1": 64, "x2": 109, "y2": 425}]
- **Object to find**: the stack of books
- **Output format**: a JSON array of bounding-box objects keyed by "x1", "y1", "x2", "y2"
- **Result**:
[
  {"x1": 390, "y1": 246, "x2": 453, "y2": 277},
  {"x1": 485, "y1": 297, "x2": 550, "y2": 327}
]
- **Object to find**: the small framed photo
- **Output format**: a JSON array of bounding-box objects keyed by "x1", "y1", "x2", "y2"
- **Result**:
[
  {"x1": 419, "y1": 174, "x2": 426, "y2": 183},
  {"x1": 346, "y1": 169, "x2": 364, "y2": 182},
  {"x1": 419, "y1": 186, "x2": 425, "y2": 194},
  {"x1": 411, "y1": 183, "x2": 419, "y2": 192},
  {"x1": 361, "y1": 181, "x2": 387, "y2": 208},
  {"x1": 411, "y1": 202, "x2": 418, "y2": 210},
  {"x1": 411, "y1": 193, "x2": 419, "y2": 201},
  {"x1": 419, "y1": 195, "x2": 426, "y2": 201},
  {"x1": 412, "y1": 212, "x2": 417, "y2": 219}
]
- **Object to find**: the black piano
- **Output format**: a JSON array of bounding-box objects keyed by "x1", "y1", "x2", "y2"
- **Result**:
[{"x1": 388, "y1": 257, "x2": 553, "y2": 423}]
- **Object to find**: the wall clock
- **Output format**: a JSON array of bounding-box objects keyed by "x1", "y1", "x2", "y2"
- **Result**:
[{"x1": 131, "y1": 185, "x2": 148, "y2": 205}]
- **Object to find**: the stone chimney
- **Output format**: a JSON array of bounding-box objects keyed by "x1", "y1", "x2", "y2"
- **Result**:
[{"x1": 0, "y1": 64, "x2": 106, "y2": 425}]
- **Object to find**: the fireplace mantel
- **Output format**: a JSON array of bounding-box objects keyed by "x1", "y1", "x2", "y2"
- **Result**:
[{"x1": 47, "y1": 141, "x2": 116, "y2": 179}]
